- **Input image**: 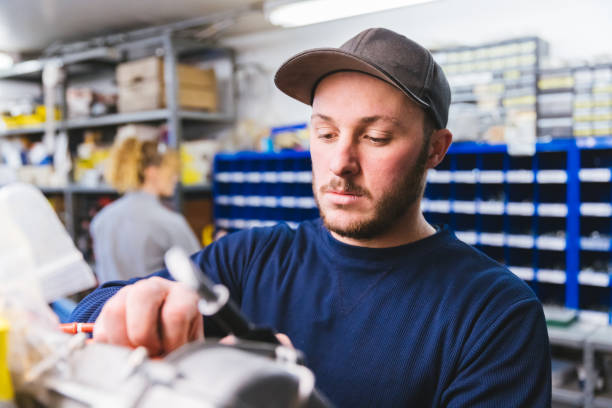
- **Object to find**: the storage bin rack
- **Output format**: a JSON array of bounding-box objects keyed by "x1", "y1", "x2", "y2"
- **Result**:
[
  {"x1": 213, "y1": 136, "x2": 612, "y2": 324},
  {"x1": 213, "y1": 150, "x2": 317, "y2": 231},
  {"x1": 431, "y1": 36, "x2": 548, "y2": 143},
  {"x1": 538, "y1": 64, "x2": 612, "y2": 140},
  {"x1": 426, "y1": 136, "x2": 612, "y2": 325}
]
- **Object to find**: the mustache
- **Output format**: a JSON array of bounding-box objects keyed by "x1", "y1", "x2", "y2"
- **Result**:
[{"x1": 319, "y1": 178, "x2": 370, "y2": 197}]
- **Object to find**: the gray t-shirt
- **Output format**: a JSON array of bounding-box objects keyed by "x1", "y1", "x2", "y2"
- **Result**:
[{"x1": 90, "y1": 191, "x2": 200, "y2": 283}]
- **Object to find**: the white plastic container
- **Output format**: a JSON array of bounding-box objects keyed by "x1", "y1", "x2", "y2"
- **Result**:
[{"x1": 0, "y1": 183, "x2": 96, "y2": 302}]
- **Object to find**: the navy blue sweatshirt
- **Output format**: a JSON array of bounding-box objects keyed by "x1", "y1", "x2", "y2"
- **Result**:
[{"x1": 72, "y1": 219, "x2": 551, "y2": 407}]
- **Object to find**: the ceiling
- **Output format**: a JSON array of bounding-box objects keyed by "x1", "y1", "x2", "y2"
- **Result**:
[{"x1": 0, "y1": 0, "x2": 276, "y2": 54}]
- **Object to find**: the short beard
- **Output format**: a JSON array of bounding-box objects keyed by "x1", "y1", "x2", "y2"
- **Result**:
[{"x1": 314, "y1": 138, "x2": 430, "y2": 240}]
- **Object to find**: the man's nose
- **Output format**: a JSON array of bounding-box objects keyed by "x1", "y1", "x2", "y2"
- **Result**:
[{"x1": 329, "y1": 136, "x2": 359, "y2": 177}]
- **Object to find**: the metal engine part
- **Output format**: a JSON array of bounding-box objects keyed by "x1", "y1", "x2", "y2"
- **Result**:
[{"x1": 17, "y1": 340, "x2": 331, "y2": 408}]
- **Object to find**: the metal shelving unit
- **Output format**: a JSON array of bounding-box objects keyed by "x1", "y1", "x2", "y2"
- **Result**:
[
  {"x1": 0, "y1": 110, "x2": 234, "y2": 137},
  {"x1": 586, "y1": 318, "x2": 612, "y2": 407},
  {"x1": 0, "y1": 26, "x2": 234, "y2": 255},
  {"x1": 538, "y1": 321, "x2": 612, "y2": 408},
  {"x1": 182, "y1": 183, "x2": 213, "y2": 194},
  {"x1": 63, "y1": 109, "x2": 234, "y2": 130},
  {"x1": 549, "y1": 322, "x2": 598, "y2": 407},
  {"x1": 553, "y1": 387, "x2": 585, "y2": 407},
  {"x1": 546, "y1": 324, "x2": 612, "y2": 408},
  {"x1": 178, "y1": 110, "x2": 234, "y2": 123},
  {"x1": 39, "y1": 186, "x2": 68, "y2": 195},
  {"x1": 0, "y1": 126, "x2": 45, "y2": 137},
  {"x1": 16, "y1": 183, "x2": 212, "y2": 196},
  {"x1": 0, "y1": 59, "x2": 45, "y2": 80},
  {"x1": 66, "y1": 185, "x2": 117, "y2": 195}
]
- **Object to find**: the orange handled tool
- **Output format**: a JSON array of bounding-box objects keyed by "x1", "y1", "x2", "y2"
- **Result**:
[{"x1": 60, "y1": 322, "x2": 95, "y2": 334}]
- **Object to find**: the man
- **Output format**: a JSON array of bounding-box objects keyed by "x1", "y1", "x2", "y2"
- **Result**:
[{"x1": 72, "y1": 28, "x2": 551, "y2": 407}]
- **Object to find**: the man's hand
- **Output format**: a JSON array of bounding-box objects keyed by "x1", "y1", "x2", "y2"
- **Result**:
[{"x1": 93, "y1": 277, "x2": 203, "y2": 356}]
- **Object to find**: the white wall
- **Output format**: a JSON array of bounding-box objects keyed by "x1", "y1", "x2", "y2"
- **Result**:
[{"x1": 222, "y1": 0, "x2": 612, "y2": 128}]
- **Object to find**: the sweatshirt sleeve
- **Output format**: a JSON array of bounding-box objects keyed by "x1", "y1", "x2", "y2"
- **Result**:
[
  {"x1": 69, "y1": 226, "x2": 279, "y2": 323},
  {"x1": 69, "y1": 269, "x2": 172, "y2": 323},
  {"x1": 440, "y1": 298, "x2": 551, "y2": 407}
]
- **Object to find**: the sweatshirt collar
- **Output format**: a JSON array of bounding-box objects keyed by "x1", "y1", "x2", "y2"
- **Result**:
[{"x1": 316, "y1": 218, "x2": 451, "y2": 264}]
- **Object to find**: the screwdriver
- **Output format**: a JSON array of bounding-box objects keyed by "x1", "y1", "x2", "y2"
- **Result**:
[{"x1": 164, "y1": 247, "x2": 280, "y2": 344}]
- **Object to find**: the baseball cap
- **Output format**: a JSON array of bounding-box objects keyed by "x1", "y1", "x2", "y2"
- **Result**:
[{"x1": 274, "y1": 27, "x2": 451, "y2": 129}]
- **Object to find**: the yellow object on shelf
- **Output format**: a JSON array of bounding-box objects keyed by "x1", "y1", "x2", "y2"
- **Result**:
[
  {"x1": 0, "y1": 105, "x2": 62, "y2": 130},
  {"x1": 180, "y1": 140, "x2": 218, "y2": 185},
  {"x1": 180, "y1": 146, "x2": 200, "y2": 185},
  {"x1": 0, "y1": 116, "x2": 20, "y2": 129},
  {"x1": 202, "y1": 223, "x2": 215, "y2": 247},
  {"x1": 0, "y1": 317, "x2": 14, "y2": 403}
]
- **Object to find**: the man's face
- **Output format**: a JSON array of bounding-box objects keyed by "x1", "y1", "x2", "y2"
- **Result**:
[{"x1": 310, "y1": 71, "x2": 430, "y2": 240}]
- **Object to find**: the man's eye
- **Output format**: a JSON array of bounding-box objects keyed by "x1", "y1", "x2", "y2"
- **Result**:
[
  {"x1": 365, "y1": 135, "x2": 390, "y2": 144},
  {"x1": 318, "y1": 133, "x2": 335, "y2": 140}
]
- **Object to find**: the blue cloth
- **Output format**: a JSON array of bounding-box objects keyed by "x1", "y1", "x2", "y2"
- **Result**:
[
  {"x1": 72, "y1": 219, "x2": 551, "y2": 407},
  {"x1": 51, "y1": 298, "x2": 77, "y2": 323}
]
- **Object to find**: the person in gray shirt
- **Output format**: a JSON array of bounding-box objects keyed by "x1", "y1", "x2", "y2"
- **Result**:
[{"x1": 91, "y1": 135, "x2": 200, "y2": 283}]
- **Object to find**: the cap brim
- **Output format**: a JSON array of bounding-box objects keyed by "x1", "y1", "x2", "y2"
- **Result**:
[{"x1": 274, "y1": 48, "x2": 429, "y2": 109}]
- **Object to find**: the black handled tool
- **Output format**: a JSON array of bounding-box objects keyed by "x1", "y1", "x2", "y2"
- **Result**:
[{"x1": 164, "y1": 247, "x2": 280, "y2": 344}]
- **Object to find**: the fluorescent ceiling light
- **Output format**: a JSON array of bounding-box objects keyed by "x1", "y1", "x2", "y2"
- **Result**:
[{"x1": 264, "y1": 0, "x2": 437, "y2": 27}]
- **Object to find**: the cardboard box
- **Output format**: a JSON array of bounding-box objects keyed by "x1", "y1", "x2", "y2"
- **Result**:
[{"x1": 116, "y1": 57, "x2": 217, "y2": 112}]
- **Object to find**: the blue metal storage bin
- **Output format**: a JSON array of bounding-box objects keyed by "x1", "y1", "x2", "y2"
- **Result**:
[{"x1": 213, "y1": 137, "x2": 612, "y2": 323}]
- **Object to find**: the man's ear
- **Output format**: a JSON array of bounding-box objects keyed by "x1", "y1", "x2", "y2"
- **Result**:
[{"x1": 426, "y1": 129, "x2": 453, "y2": 169}]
